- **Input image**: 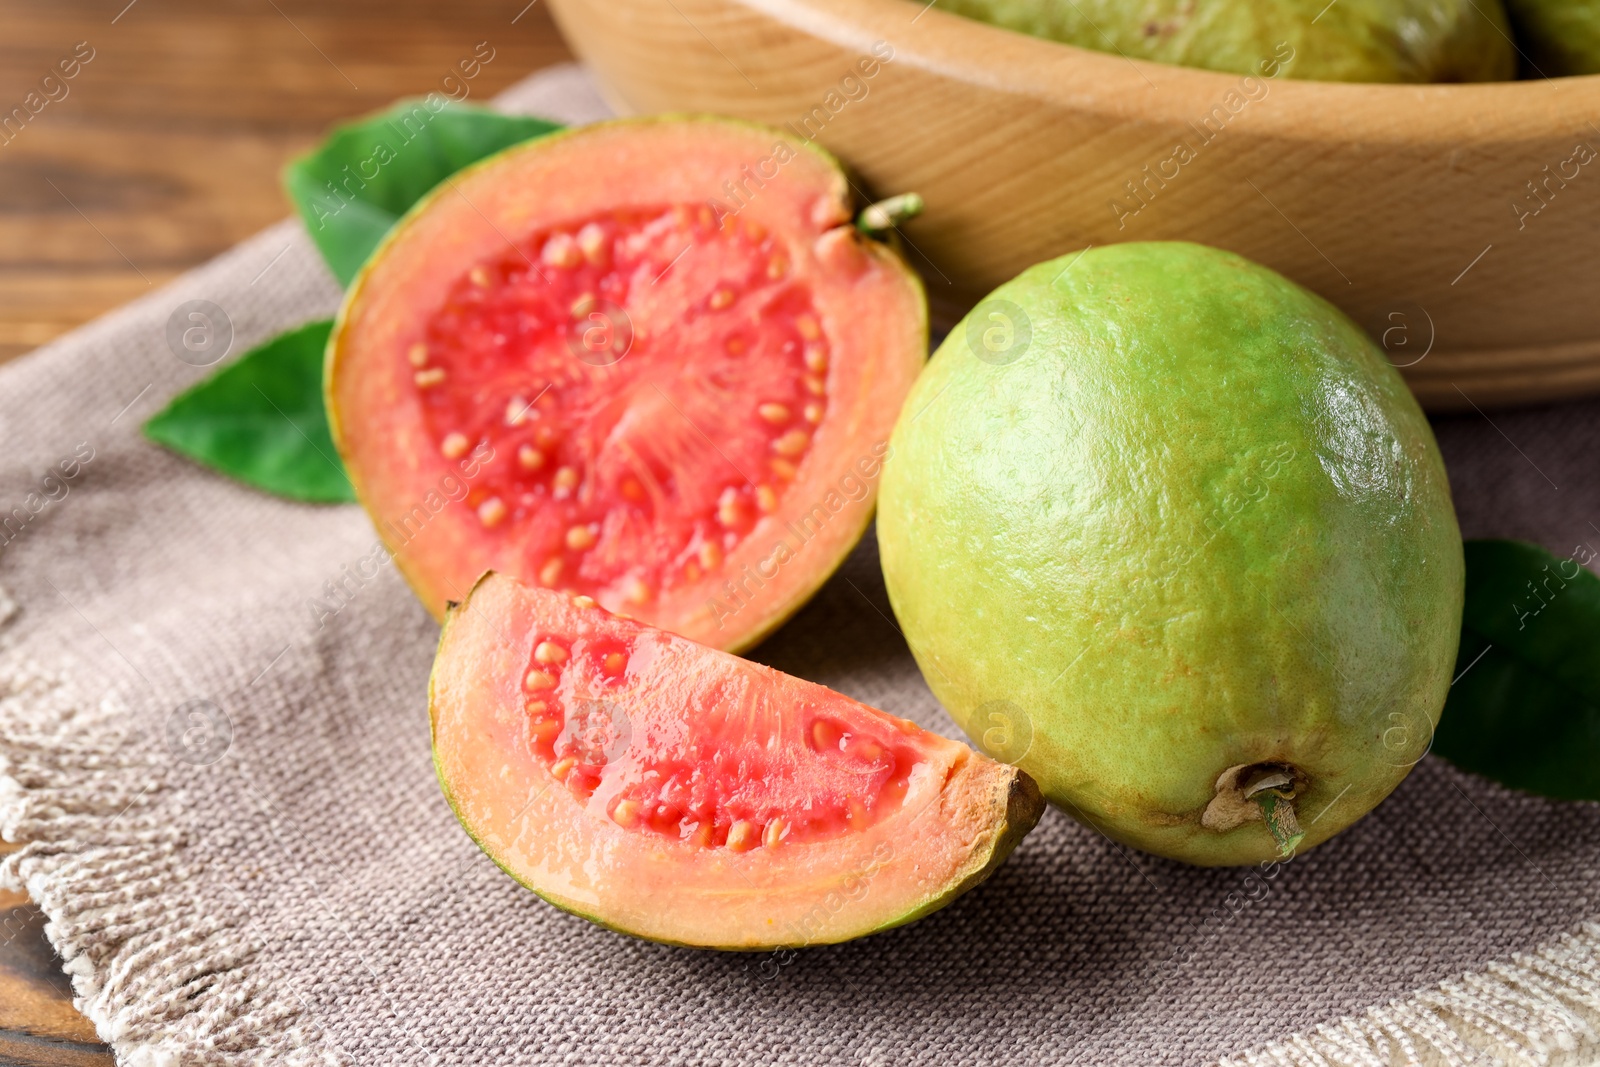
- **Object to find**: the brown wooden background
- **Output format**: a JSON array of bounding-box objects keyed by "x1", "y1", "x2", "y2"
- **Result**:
[{"x1": 0, "y1": 1, "x2": 572, "y2": 1059}]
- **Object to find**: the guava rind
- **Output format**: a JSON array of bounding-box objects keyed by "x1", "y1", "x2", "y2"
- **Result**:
[
  {"x1": 878, "y1": 241, "x2": 1464, "y2": 867},
  {"x1": 940, "y1": 0, "x2": 1514, "y2": 82}
]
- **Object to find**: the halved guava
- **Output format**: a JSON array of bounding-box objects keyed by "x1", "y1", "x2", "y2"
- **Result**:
[
  {"x1": 431, "y1": 572, "x2": 1044, "y2": 949},
  {"x1": 328, "y1": 116, "x2": 927, "y2": 652}
]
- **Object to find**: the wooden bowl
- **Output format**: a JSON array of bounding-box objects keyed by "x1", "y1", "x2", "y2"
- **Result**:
[{"x1": 546, "y1": 0, "x2": 1600, "y2": 410}]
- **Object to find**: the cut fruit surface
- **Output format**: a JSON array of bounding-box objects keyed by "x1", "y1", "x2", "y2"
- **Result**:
[
  {"x1": 329, "y1": 116, "x2": 927, "y2": 651},
  {"x1": 431, "y1": 572, "x2": 1043, "y2": 949}
]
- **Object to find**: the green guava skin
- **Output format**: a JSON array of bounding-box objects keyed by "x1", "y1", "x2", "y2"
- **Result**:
[
  {"x1": 877, "y1": 242, "x2": 1464, "y2": 866},
  {"x1": 940, "y1": 0, "x2": 1515, "y2": 82},
  {"x1": 1504, "y1": 0, "x2": 1600, "y2": 75}
]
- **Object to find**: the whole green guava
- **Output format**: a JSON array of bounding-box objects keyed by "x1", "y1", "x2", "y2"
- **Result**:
[
  {"x1": 877, "y1": 242, "x2": 1464, "y2": 866},
  {"x1": 1503, "y1": 0, "x2": 1600, "y2": 75},
  {"x1": 939, "y1": 0, "x2": 1514, "y2": 82}
]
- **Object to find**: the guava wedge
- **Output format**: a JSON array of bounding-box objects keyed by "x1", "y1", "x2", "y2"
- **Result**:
[
  {"x1": 879, "y1": 242, "x2": 1464, "y2": 867},
  {"x1": 430, "y1": 572, "x2": 1044, "y2": 948},
  {"x1": 941, "y1": 0, "x2": 1514, "y2": 82},
  {"x1": 328, "y1": 116, "x2": 927, "y2": 652}
]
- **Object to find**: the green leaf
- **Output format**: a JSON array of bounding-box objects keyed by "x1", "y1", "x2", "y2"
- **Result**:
[
  {"x1": 144, "y1": 320, "x2": 354, "y2": 503},
  {"x1": 150, "y1": 101, "x2": 562, "y2": 504},
  {"x1": 1255, "y1": 792, "x2": 1305, "y2": 858},
  {"x1": 1433, "y1": 538, "x2": 1600, "y2": 801},
  {"x1": 284, "y1": 98, "x2": 562, "y2": 285}
]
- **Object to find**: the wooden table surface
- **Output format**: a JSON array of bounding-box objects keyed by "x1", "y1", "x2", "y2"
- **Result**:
[{"x1": 0, "y1": 2, "x2": 572, "y2": 1059}]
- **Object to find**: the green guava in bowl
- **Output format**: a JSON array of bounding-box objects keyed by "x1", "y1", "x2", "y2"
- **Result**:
[
  {"x1": 878, "y1": 241, "x2": 1464, "y2": 867},
  {"x1": 1503, "y1": 0, "x2": 1600, "y2": 75},
  {"x1": 938, "y1": 0, "x2": 1514, "y2": 82}
]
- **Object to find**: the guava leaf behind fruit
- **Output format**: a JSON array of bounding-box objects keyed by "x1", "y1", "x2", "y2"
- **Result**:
[
  {"x1": 1433, "y1": 539, "x2": 1600, "y2": 802},
  {"x1": 143, "y1": 319, "x2": 353, "y2": 503},
  {"x1": 146, "y1": 102, "x2": 563, "y2": 504},
  {"x1": 283, "y1": 99, "x2": 562, "y2": 286}
]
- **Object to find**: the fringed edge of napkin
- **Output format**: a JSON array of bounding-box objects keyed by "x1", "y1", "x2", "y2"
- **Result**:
[
  {"x1": 1221, "y1": 921, "x2": 1600, "y2": 1067},
  {"x1": 0, "y1": 658, "x2": 337, "y2": 1067}
]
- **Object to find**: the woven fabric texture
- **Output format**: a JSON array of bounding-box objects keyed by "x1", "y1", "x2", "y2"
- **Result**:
[{"x1": 0, "y1": 65, "x2": 1596, "y2": 1067}]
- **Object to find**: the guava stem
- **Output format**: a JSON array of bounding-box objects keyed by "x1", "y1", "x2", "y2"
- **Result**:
[
  {"x1": 857, "y1": 193, "x2": 925, "y2": 235},
  {"x1": 1255, "y1": 792, "x2": 1304, "y2": 857}
]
